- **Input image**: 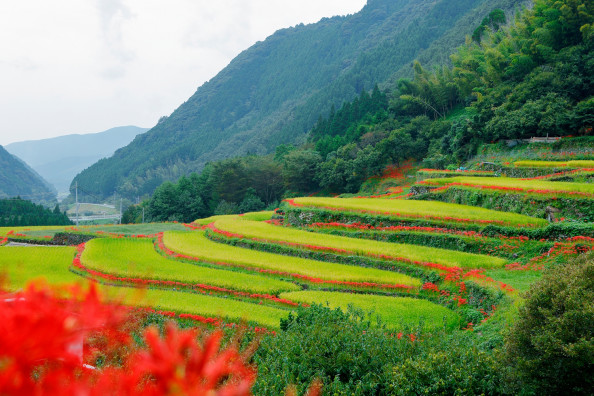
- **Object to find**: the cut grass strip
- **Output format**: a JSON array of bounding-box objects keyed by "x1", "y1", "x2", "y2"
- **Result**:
[
  {"x1": 81, "y1": 238, "x2": 299, "y2": 295},
  {"x1": 279, "y1": 290, "x2": 460, "y2": 330},
  {"x1": 514, "y1": 160, "x2": 594, "y2": 168},
  {"x1": 421, "y1": 176, "x2": 594, "y2": 197},
  {"x1": 288, "y1": 197, "x2": 546, "y2": 227},
  {"x1": 162, "y1": 231, "x2": 421, "y2": 290},
  {"x1": 212, "y1": 218, "x2": 507, "y2": 270},
  {"x1": 0, "y1": 246, "x2": 82, "y2": 289}
]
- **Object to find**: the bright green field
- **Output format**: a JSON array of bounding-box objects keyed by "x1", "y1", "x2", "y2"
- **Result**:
[
  {"x1": 0, "y1": 246, "x2": 81, "y2": 289},
  {"x1": 195, "y1": 211, "x2": 274, "y2": 226},
  {"x1": 213, "y1": 218, "x2": 507, "y2": 269},
  {"x1": 82, "y1": 238, "x2": 299, "y2": 294},
  {"x1": 514, "y1": 160, "x2": 594, "y2": 168},
  {"x1": 280, "y1": 291, "x2": 460, "y2": 330},
  {"x1": 129, "y1": 288, "x2": 290, "y2": 329},
  {"x1": 424, "y1": 176, "x2": 594, "y2": 195},
  {"x1": 0, "y1": 245, "x2": 289, "y2": 329},
  {"x1": 290, "y1": 197, "x2": 546, "y2": 227},
  {"x1": 163, "y1": 231, "x2": 421, "y2": 288},
  {"x1": 0, "y1": 226, "x2": 68, "y2": 237}
]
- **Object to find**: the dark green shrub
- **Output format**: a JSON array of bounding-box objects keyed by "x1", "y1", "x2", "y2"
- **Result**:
[
  {"x1": 504, "y1": 251, "x2": 594, "y2": 395},
  {"x1": 252, "y1": 304, "x2": 415, "y2": 395}
]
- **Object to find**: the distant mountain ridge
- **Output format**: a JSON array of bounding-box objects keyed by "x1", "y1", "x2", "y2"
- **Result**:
[
  {"x1": 6, "y1": 126, "x2": 148, "y2": 195},
  {"x1": 0, "y1": 146, "x2": 56, "y2": 203},
  {"x1": 73, "y1": 0, "x2": 527, "y2": 199}
]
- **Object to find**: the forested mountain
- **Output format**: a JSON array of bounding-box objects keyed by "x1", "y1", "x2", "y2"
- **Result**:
[
  {"x1": 0, "y1": 146, "x2": 56, "y2": 204},
  {"x1": 124, "y1": 0, "x2": 593, "y2": 223},
  {"x1": 74, "y1": 0, "x2": 527, "y2": 199},
  {"x1": 6, "y1": 126, "x2": 148, "y2": 195}
]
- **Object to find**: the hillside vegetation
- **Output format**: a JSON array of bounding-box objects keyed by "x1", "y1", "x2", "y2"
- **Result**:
[
  {"x1": 0, "y1": 146, "x2": 56, "y2": 204},
  {"x1": 73, "y1": 0, "x2": 528, "y2": 200}
]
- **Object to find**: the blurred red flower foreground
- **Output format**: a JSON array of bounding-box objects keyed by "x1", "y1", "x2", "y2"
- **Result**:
[{"x1": 0, "y1": 283, "x2": 255, "y2": 395}]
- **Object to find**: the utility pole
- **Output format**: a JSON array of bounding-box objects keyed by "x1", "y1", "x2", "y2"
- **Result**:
[
  {"x1": 75, "y1": 181, "x2": 79, "y2": 227},
  {"x1": 119, "y1": 198, "x2": 123, "y2": 224},
  {"x1": 142, "y1": 207, "x2": 145, "y2": 224}
]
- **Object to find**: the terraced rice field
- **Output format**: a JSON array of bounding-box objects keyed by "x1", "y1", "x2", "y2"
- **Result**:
[
  {"x1": 210, "y1": 218, "x2": 507, "y2": 270},
  {"x1": 163, "y1": 231, "x2": 421, "y2": 289},
  {"x1": 287, "y1": 197, "x2": 546, "y2": 227},
  {"x1": 81, "y1": 238, "x2": 299, "y2": 294},
  {"x1": 0, "y1": 245, "x2": 81, "y2": 288},
  {"x1": 514, "y1": 160, "x2": 594, "y2": 168},
  {"x1": 9, "y1": 165, "x2": 590, "y2": 335},
  {"x1": 421, "y1": 176, "x2": 594, "y2": 196}
]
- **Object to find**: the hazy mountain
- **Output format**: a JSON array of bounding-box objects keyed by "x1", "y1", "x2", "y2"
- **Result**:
[
  {"x1": 6, "y1": 126, "x2": 148, "y2": 195},
  {"x1": 73, "y1": 0, "x2": 526, "y2": 199},
  {"x1": 0, "y1": 145, "x2": 56, "y2": 204}
]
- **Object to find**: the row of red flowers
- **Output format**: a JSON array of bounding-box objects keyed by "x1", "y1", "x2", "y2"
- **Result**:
[
  {"x1": 519, "y1": 168, "x2": 594, "y2": 181},
  {"x1": 307, "y1": 222, "x2": 531, "y2": 243},
  {"x1": 162, "y1": 229, "x2": 415, "y2": 293},
  {"x1": 72, "y1": 242, "x2": 301, "y2": 308},
  {"x1": 419, "y1": 169, "x2": 494, "y2": 174},
  {"x1": 284, "y1": 199, "x2": 507, "y2": 226},
  {"x1": 206, "y1": 224, "x2": 505, "y2": 290},
  {"x1": 422, "y1": 180, "x2": 594, "y2": 200}
]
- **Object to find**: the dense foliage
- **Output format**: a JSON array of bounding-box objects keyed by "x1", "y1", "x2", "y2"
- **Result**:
[
  {"x1": 504, "y1": 251, "x2": 594, "y2": 395},
  {"x1": 253, "y1": 304, "x2": 503, "y2": 395},
  {"x1": 0, "y1": 197, "x2": 71, "y2": 227},
  {"x1": 120, "y1": 0, "x2": 593, "y2": 224},
  {"x1": 73, "y1": 0, "x2": 527, "y2": 200},
  {"x1": 0, "y1": 146, "x2": 56, "y2": 204}
]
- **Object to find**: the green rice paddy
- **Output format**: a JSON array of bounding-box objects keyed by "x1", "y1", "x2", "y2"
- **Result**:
[
  {"x1": 82, "y1": 238, "x2": 299, "y2": 294},
  {"x1": 280, "y1": 290, "x2": 460, "y2": 330},
  {"x1": 163, "y1": 231, "x2": 421, "y2": 288},
  {"x1": 213, "y1": 218, "x2": 507, "y2": 269},
  {"x1": 0, "y1": 246, "x2": 81, "y2": 289},
  {"x1": 424, "y1": 176, "x2": 594, "y2": 195},
  {"x1": 290, "y1": 197, "x2": 547, "y2": 227},
  {"x1": 513, "y1": 160, "x2": 594, "y2": 168}
]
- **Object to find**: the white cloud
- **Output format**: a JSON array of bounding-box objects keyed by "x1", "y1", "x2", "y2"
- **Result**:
[{"x1": 0, "y1": 0, "x2": 366, "y2": 145}]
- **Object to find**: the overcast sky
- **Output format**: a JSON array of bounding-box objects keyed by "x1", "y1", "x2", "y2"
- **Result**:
[{"x1": 0, "y1": 0, "x2": 366, "y2": 146}]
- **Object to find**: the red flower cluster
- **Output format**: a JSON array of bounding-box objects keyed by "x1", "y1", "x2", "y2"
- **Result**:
[
  {"x1": 0, "y1": 236, "x2": 7, "y2": 246},
  {"x1": 0, "y1": 283, "x2": 257, "y2": 395},
  {"x1": 183, "y1": 223, "x2": 204, "y2": 230},
  {"x1": 520, "y1": 235, "x2": 594, "y2": 268}
]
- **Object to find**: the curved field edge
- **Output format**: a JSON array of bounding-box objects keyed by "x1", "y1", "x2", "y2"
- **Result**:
[
  {"x1": 162, "y1": 230, "x2": 422, "y2": 288},
  {"x1": 280, "y1": 290, "x2": 460, "y2": 330},
  {"x1": 0, "y1": 245, "x2": 290, "y2": 329},
  {"x1": 81, "y1": 238, "x2": 299, "y2": 295},
  {"x1": 420, "y1": 176, "x2": 594, "y2": 195},
  {"x1": 514, "y1": 160, "x2": 594, "y2": 168},
  {"x1": 287, "y1": 197, "x2": 547, "y2": 228},
  {"x1": 211, "y1": 218, "x2": 508, "y2": 270}
]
